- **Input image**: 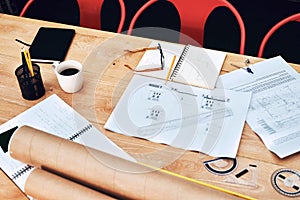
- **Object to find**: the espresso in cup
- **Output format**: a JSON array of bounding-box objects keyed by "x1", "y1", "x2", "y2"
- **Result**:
[
  {"x1": 53, "y1": 60, "x2": 83, "y2": 93},
  {"x1": 59, "y1": 68, "x2": 79, "y2": 76}
]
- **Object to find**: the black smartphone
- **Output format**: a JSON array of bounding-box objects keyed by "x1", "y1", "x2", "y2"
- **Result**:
[{"x1": 29, "y1": 27, "x2": 75, "y2": 63}]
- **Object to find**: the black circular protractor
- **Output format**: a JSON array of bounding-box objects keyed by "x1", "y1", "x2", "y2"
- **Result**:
[{"x1": 271, "y1": 168, "x2": 300, "y2": 197}]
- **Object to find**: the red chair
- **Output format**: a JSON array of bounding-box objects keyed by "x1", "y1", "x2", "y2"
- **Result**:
[
  {"x1": 127, "y1": 0, "x2": 246, "y2": 54},
  {"x1": 20, "y1": 0, "x2": 35, "y2": 17},
  {"x1": 258, "y1": 13, "x2": 300, "y2": 58},
  {"x1": 20, "y1": 0, "x2": 126, "y2": 33}
]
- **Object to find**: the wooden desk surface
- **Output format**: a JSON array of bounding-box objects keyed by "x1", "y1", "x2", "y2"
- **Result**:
[{"x1": 0, "y1": 14, "x2": 299, "y2": 200}]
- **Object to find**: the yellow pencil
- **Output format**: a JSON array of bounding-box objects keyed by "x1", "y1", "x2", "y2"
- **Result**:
[
  {"x1": 139, "y1": 162, "x2": 257, "y2": 200},
  {"x1": 165, "y1": 55, "x2": 177, "y2": 83},
  {"x1": 24, "y1": 49, "x2": 34, "y2": 76}
]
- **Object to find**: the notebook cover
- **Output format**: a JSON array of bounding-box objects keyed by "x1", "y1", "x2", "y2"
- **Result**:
[{"x1": 29, "y1": 27, "x2": 75, "y2": 63}]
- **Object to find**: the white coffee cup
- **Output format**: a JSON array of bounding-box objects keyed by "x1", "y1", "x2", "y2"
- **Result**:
[{"x1": 52, "y1": 60, "x2": 83, "y2": 93}]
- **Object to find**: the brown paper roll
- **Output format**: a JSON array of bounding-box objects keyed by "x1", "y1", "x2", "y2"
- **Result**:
[
  {"x1": 26, "y1": 168, "x2": 115, "y2": 200},
  {"x1": 9, "y1": 126, "x2": 241, "y2": 200}
]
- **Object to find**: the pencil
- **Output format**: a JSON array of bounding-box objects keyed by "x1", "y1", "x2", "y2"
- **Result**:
[
  {"x1": 23, "y1": 49, "x2": 34, "y2": 76},
  {"x1": 165, "y1": 55, "x2": 177, "y2": 83},
  {"x1": 139, "y1": 162, "x2": 257, "y2": 200},
  {"x1": 26, "y1": 49, "x2": 34, "y2": 76}
]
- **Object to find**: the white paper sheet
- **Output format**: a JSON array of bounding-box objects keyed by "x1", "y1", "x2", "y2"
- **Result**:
[
  {"x1": 216, "y1": 56, "x2": 300, "y2": 158},
  {"x1": 0, "y1": 94, "x2": 135, "y2": 192},
  {"x1": 104, "y1": 74, "x2": 251, "y2": 158}
]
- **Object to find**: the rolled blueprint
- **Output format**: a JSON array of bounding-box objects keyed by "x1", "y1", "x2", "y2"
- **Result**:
[
  {"x1": 25, "y1": 168, "x2": 115, "y2": 200},
  {"x1": 9, "y1": 126, "x2": 240, "y2": 200}
]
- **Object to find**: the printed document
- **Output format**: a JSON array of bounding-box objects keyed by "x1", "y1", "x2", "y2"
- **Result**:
[
  {"x1": 217, "y1": 56, "x2": 300, "y2": 158},
  {"x1": 105, "y1": 74, "x2": 251, "y2": 158}
]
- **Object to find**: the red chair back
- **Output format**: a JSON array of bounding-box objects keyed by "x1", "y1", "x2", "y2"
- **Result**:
[
  {"x1": 76, "y1": 0, "x2": 104, "y2": 30},
  {"x1": 20, "y1": 0, "x2": 126, "y2": 33},
  {"x1": 127, "y1": 0, "x2": 246, "y2": 54},
  {"x1": 258, "y1": 13, "x2": 300, "y2": 58}
]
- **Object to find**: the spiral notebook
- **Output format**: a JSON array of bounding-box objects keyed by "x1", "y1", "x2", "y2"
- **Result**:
[
  {"x1": 134, "y1": 41, "x2": 226, "y2": 89},
  {"x1": 0, "y1": 94, "x2": 135, "y2": 193}
]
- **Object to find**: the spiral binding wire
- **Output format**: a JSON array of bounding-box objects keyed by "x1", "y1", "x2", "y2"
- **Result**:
[
  {"x1": 11, "y1": 165, "x2": 33, "y2": 180},
  {"x1": 68, "y1": 124, "x2": 93, "y2": 141},
  {"x1": 169, "y1": 44, "x2": 190, "y2": 81}
]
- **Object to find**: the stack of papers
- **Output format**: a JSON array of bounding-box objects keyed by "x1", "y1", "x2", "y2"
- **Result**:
[
  {"x1": 105, "y1": 47, "x2": 300, "y2": 159},
  {"x1": 217, "y1": 56, "x2": 300, "y2": 158},
  {"x1": 105, "y1": 41, "x2": 252, "y2": 158}
]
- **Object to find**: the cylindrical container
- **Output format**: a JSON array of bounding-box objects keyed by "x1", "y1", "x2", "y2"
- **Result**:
[{"x1": 15, "y1": 64, "x2": 45, "y2": 100}]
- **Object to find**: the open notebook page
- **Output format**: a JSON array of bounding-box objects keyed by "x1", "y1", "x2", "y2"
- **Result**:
[{"x1": 135, "y1": 40, "x2": 226, "y2": 89}]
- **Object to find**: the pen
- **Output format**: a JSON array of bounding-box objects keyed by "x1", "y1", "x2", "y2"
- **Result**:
[
  {"x1": 230, "y1": 63, "x2": 253, "y2": 74},
  {"x1": 21, "y1": 48, "x2": 29, "y2": 75},
  {"x1": 21, "y1": 48, "x2": 27, "y2": 66},
  {"x1": 15, "y1": 38, "x2": 31, "y2": 47}
]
